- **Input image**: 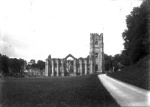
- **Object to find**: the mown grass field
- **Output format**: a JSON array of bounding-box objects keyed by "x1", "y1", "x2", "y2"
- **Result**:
[{"x1": 0, "y1": 74, "x2": 119, "y2": 107}]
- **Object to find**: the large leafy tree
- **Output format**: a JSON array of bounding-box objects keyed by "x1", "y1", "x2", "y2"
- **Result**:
[
  {"x1": 104, "y1": 54, "x2": 113, "y2": 71},
  {"x1": 110, "y1": 53, "x2": 131, "y2": 71},
  {"x1": 1, "y1": 55, "x2": 9, "y2": 74},
  {"x1": 37, "y1": 60, "x2": 45, "y2": 70},
  {"x1": 0, "y1": 53, "x2": 27, "y2": 76},
  {"x1": 0, "y1": 54, "x2": 2, "y2": 73},
  {"x1": 122, "y1": 0, "x2": 150, "y2": 64},
  {"x1": 9, "y1": 58, "x2": 22, "y2": 74}
]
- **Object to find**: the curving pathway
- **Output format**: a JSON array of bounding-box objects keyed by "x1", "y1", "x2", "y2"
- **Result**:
[{"x1": 98, "y1": 74, "x2": 150, "y2": 107}]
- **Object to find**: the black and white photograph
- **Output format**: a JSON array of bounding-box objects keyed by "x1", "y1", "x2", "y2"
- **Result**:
[{"x1": 0, "y1": 0, "x2": 149, "y2": 106}]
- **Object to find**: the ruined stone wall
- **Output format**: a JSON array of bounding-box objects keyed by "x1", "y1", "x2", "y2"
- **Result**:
[
  {"x1": 45, "y1": 56, "x2": 92, "y2": 76},
  {"x1": 45, "y1": 33, "x2": 104, "y2": 76}
]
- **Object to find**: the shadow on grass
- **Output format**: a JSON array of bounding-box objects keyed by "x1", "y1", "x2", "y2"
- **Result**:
[{"x1": 1, "y1": 74, "x2": 120, "y2": 107}]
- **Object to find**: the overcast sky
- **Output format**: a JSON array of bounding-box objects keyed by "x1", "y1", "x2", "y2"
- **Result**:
[{"x1": 0, "y1": 0, "x2": 142, "y2": 62}]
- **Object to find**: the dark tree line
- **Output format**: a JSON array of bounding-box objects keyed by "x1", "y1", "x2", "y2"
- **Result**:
[
  {"x1": 0, "y1": 54, "x2": 27, "y2": 76},
  {"x1": 104, "y1": 53, "x2": 131, "y2": 72},
  {"x1": 0, "y1": 53, "x2": 45, "y2": 76},
  {"x1": 26, "y1": 60, "x2": 45, "y2": 71}
]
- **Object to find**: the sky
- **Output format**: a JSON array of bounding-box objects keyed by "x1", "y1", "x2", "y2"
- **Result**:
[{"x1": 0, "y1": 0, "x2": 142, "y2": 62}]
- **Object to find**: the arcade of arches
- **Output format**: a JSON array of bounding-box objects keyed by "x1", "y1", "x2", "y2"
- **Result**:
[
  {"x1": 45, "y1": 54, "x2": 94, "y2": 76},
  {"x1": 45, "y1": 33, "x2": 104, "y2": 76}
]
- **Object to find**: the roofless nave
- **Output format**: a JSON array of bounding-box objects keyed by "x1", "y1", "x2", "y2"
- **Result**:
[{"x1": 45, "y1": 33, "x2": 104, "y2": 76}]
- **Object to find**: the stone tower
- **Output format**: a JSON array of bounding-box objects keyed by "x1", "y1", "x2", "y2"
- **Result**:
[{"x1": 89, "y1": 33, "x2": 104, "y2": 73}]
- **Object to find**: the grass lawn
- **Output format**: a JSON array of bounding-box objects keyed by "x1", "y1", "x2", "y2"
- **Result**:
[
  {"x1": 107, "y1": 55, "x2": 150, "y2": 90},
  {"x1": 0, "y1": 74, "x2": 120, "y2": 107},
  {"x1": 107, "y1": 67, "x2": 149, "y2": 90}
]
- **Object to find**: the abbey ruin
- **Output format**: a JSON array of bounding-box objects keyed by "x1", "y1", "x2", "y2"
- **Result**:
[{"x1": 45, "y1": 33, "x2": 104, "y2": 76}]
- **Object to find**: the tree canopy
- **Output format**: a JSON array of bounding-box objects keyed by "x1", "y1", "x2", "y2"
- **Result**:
[
  {"x1": 0, "y1": 53, "x2": 45, "y2": 77},
  {"x1": 122, "y1": 0, "x2": 150, "y2": 64},
  {"x1": 0, "y1": 53, "x2": 27, "y2": 76}
]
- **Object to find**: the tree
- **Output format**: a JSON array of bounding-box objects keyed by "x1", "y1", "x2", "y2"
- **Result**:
[
  {"x1": 112, "y1": 54, "x2": 121, "y2": 71},
  {"x1": 9, "y1": 58, "x2": 21, "y2": 74},
  {"x1": 122, "y1": 0, "x2": 150, "y2": 64},
  {"x1": 0, "y1": 54, "x2": 2, "y2": 73},
  {"x1": 1, "y1": 55, "x2": 9, "y2": 74},
  {"x1": 37, "y1": 60, "x2": 45, "y2": 70},
  {"x1": 19, "y1": 58, "x2": 27, "y2": 76},
  {"x1": 8, "y1": 58, "x2": 27, "y2": 76},
  {"x1": 120, "y1": 51, "x2": 131, "y2": 67},
  {"x1": 0, "y1": 53, "x2": 27, "y2": 76},
  {"x1": 104, "y1": 54, "x2": 113, "y2": 71}
]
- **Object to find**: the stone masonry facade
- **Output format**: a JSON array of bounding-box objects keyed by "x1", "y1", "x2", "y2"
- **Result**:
[{"x1": 45, "y1": 33, "x2": 104, "y2": 76}]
